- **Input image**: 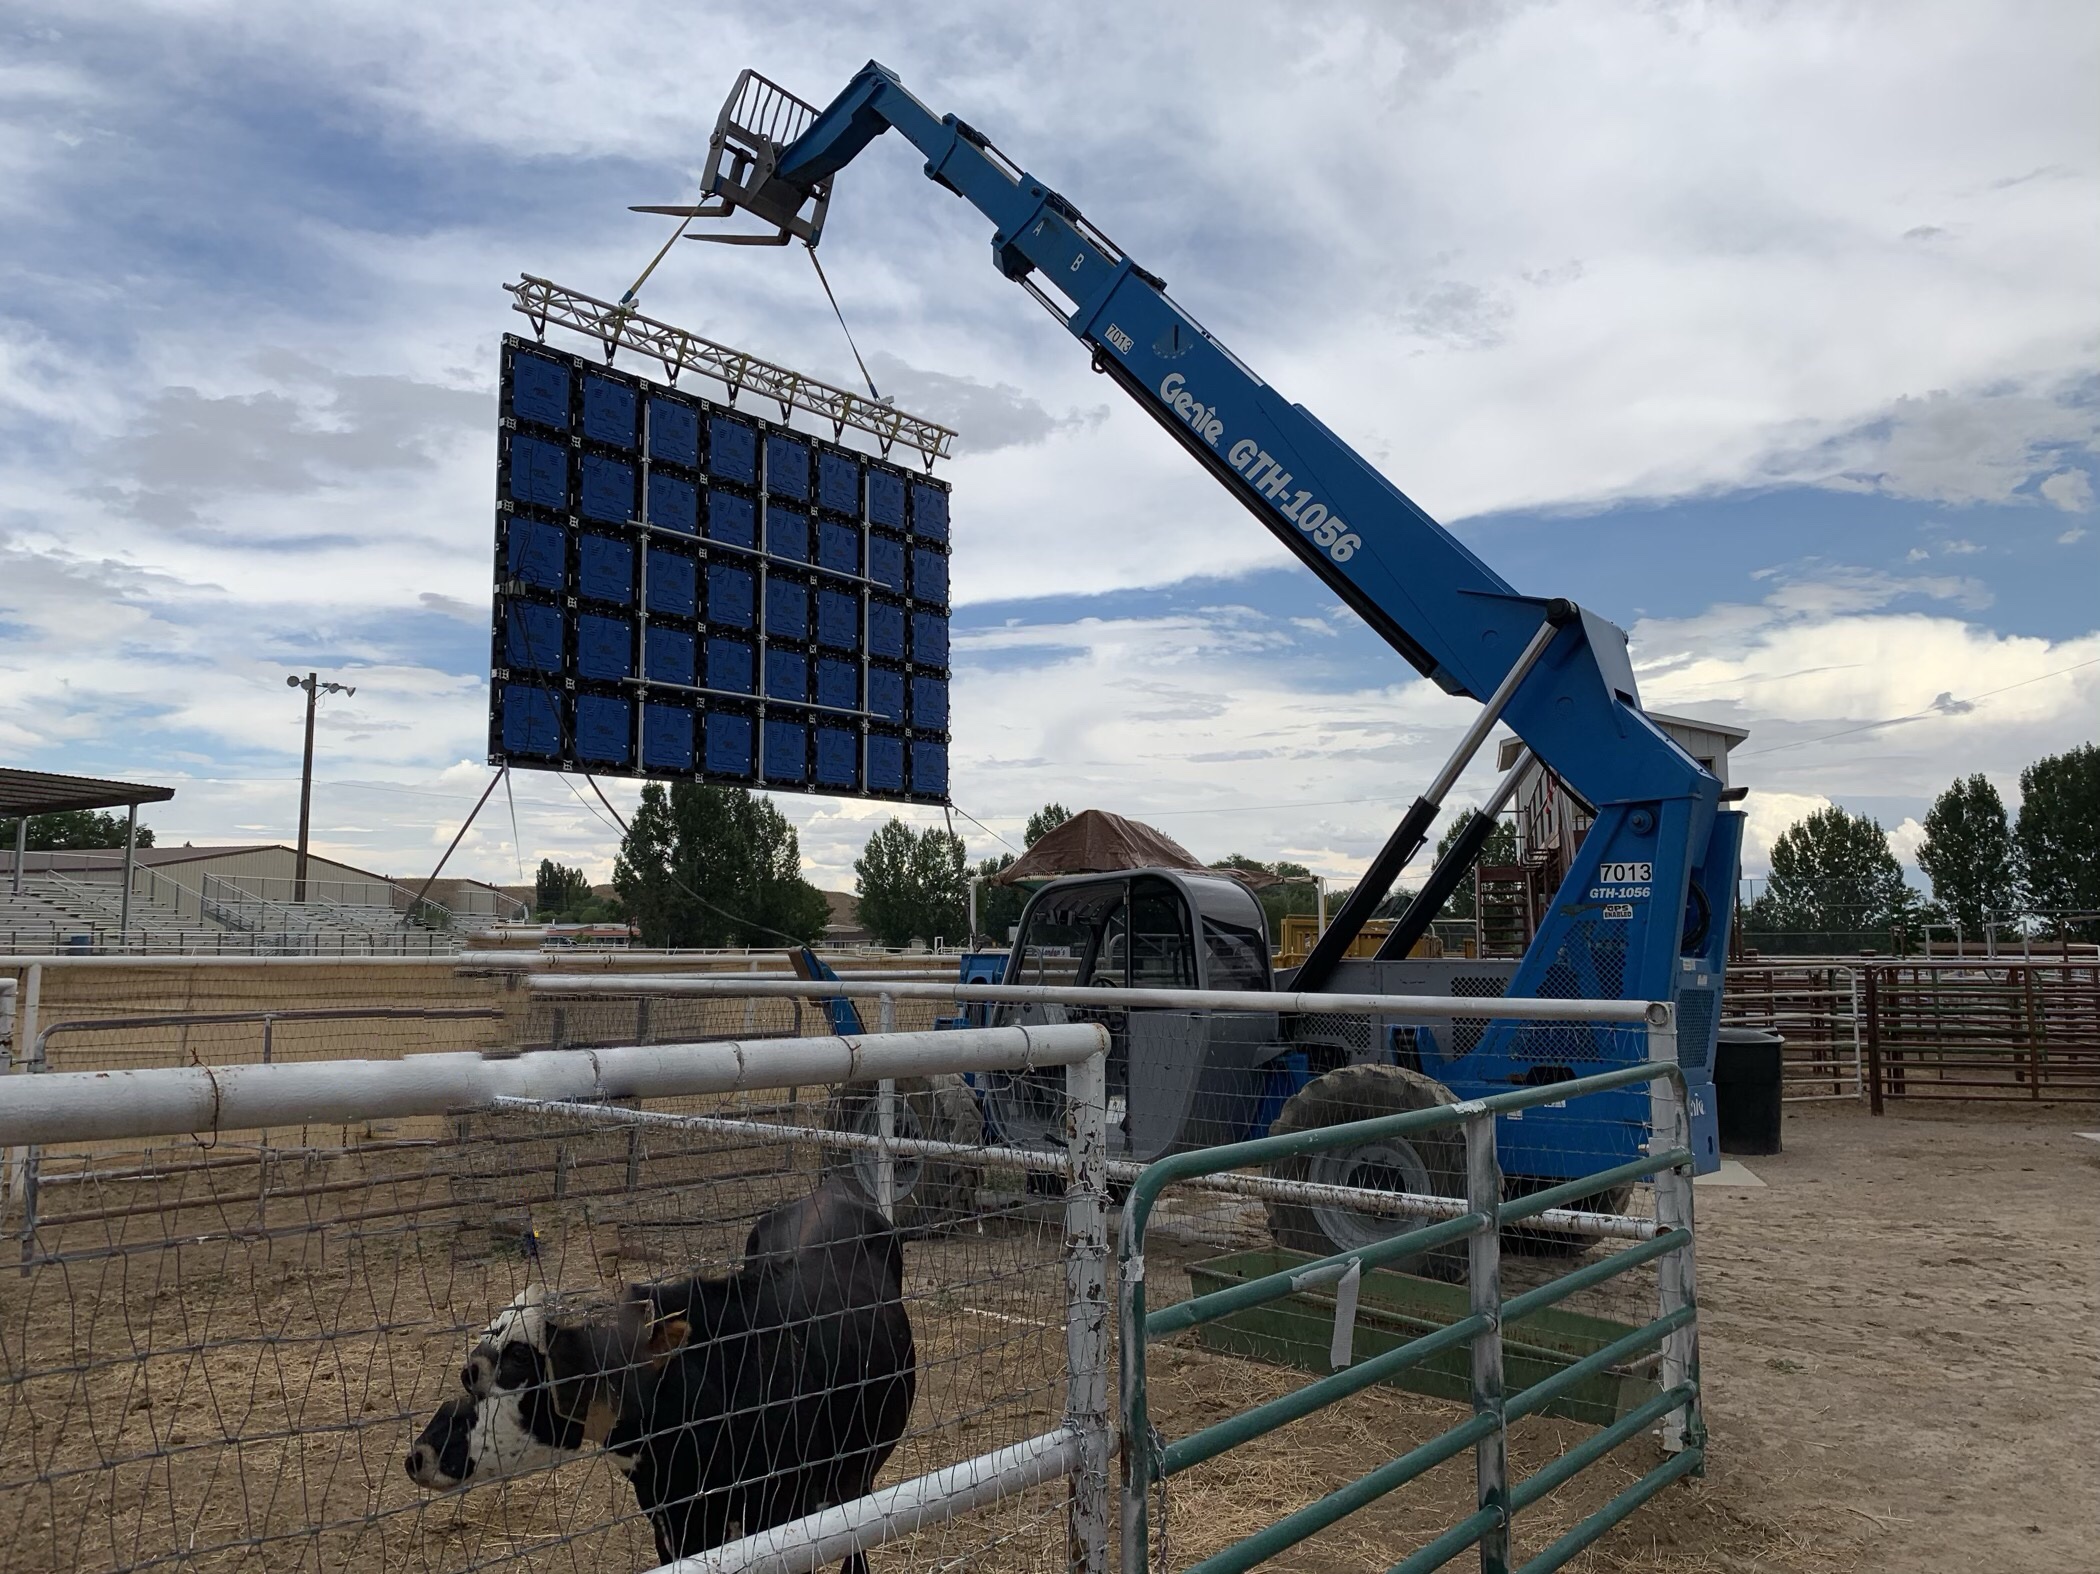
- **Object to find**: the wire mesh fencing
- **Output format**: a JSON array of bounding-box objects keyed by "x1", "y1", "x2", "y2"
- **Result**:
[{"x1": 0, "y1": 1024, "x2": 1110, "y2": 1574}]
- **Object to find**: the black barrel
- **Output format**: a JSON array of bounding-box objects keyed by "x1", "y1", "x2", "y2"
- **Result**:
[{"x1": 1713, "y1": 1027, "x2": 1784, "y2": 1155}]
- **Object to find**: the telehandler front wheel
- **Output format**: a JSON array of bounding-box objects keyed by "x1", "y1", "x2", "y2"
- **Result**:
[{"x1": 1262, "y1": 1064, "x2": 1468, "y2": 1279}]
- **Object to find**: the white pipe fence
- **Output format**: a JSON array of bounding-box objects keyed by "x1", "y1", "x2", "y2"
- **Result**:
[
  {"x1": 0, "y1": 966, "x2": 1689, "y2": 1574},
  {"x1": 527, "y1": 972, "x2": 1673, "y2": 1026},
  {"x1": 0, "y1": 1024, "x2": 1105, "y2": 1147}
]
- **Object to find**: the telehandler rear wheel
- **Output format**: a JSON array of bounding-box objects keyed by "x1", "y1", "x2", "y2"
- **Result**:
[{"x1": 1263, "y1": 1064, "x2": 1468, "y2": 1279}]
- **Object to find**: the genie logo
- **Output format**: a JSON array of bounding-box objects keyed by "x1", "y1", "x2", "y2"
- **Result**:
[
  {"x1": 1158, "y1": 373, "x2": 1225, "y2": 447},
  {"x1": 1156, "y1": 372, "x2": 1362, "y2": 565}
]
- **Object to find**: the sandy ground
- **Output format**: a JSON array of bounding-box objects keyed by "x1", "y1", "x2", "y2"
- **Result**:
[
  {"x1": 1675, "y1": 1099, "x2": 2100, "y2": 1573},
  {"x1": 1, "y1": 1099, "x2": 2094, "y2": 1572}
]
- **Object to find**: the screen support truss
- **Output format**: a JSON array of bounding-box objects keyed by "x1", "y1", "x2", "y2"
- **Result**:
[{"x1": 506, "y1": 276, "x2": 957, "y2": 467}]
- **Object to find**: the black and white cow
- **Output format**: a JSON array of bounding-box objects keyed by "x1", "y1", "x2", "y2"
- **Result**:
[{"x1": 407, "y1": 1182, "x2": 916, "y2": 1572}]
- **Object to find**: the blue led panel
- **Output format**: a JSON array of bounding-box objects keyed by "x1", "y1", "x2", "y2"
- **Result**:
[
  {"x1": 708, "y1": 490, "x2": 757, "y2": 549},
  {"x1": 576, "y1": 613, "x2": 633, "y2": 681},
  {"x1": 505, "y1": 432, "x2": 568, "y2": 512},
  {"x1": 815, "y1": 588, "x2": 859, "y2": 652},
  {"x1": 644, "y1": 625, "x2": 696, "y2": 687},
  {"x1": 817, "y1": 451, "x2": 861, "y2": 515},
  {"x1": 708, "y1": 564, "x2": 756, "y2": 630},
  {"x1": 506, "y1": 350, "x2": 569, "y2": 429},
  {"x1": 705, "y1": 636, "x2": 755, "y2": 695},
  {"x1": 648, "y1": 471, "x2": 699, "y2": 535},
  {"x1": 814, "y1": 726, "x2": 859, "y2": 789},
  {"x1": 579, "y1": 454, "x2": 634, "y2": 523},
  {"x1": 504, "y1": 516, "x2": 566, "y2": 594},
  {"x1": 581, "y1": 374, "x2": 637, "y2": 448},
  {"x1": 575, "y1": 694, "x2": 633, "y2": 765},
  {"x1": 912, "y1": 547, "x2": 949, "y2": 607},
  {"x1": 766, "y1": 506, "x2": 810, "y2": 564},
  {"x1": 491, "y1": 334, "x2": 951, "y2": 802},
  {"x1": 815, "y1": 657, "x2": 859, "y2": 711},
  {"x1": 646, "y1": 548, "x2": 697, "y2": 618},
  {"x1": 868, "y1": 667, "x2": 906, "y2": 726},
  {"x1": 867, "y1": 468, "x2": 906, "y2": 529},
  {"x1": 912, "y1": 675, "x2": 949, "y2": 732},
  {"x1": 643, "y1": 703, "x2": 696, "y2": 772},
  {"x1": 706, "y1": 711, "x2": 754, "y2": 775},
  {"x1": 709, "y1": 417, "x2": 757, "y2": 484},
  {"x1": 816, "y1": 519, "x2": 861, "y2": 576},
  {"x1": 765, "y1": 579, "x2": 809, "y2": 642},
  {"x1": 577, "y1": 534, "x2": 633, "y2": 606},
  {"x1": 647, "y1": 396, "x2": 699, "y2": 469},
  {"x1": 765, "y1": 434, "x2": 811, "y2": 501},
  {"x1": 867, "y1": 535, "x2": 905, "y2": 595}
]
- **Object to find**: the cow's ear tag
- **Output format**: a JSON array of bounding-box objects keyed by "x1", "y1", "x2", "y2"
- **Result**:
[{"x1": 643, "y1": 1317, "x2": 690, "y2": 1368}]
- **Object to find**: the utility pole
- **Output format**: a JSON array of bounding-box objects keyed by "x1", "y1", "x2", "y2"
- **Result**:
[{"x1": 286, "y1": 672, "x2": 356, "y2": 904}]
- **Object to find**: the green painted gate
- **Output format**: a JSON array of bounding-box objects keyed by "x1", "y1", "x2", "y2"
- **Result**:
[{"x1": 1117, "y1": 1061, "x2": 1704, "y2": 1574}]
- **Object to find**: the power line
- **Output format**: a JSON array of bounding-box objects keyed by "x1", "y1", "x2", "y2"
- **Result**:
[{"x1": 1741, "y1": 654, "x2": 2100, "y2": 758}]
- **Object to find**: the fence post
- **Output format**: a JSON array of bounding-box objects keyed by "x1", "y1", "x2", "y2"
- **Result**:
[
  {"x1": 875, "y1": 993, "x2": 898, "y2": 1221},
  {"x1": 2020, "y1": 966, "x2": 2044, "y2": 1100},
  {"x1": 1845, "y1": 966, "x2": 1864, "y2": 1101},
  {"x1": 14, "y1": 963, "x2": 43, "y2": 1275},
  {"x1": 1864, "y1": 968, "x2": 1884, "y2": 1115},
  {"x1": 1463, "y1": 1110, "x2": 1509, "y2": 1573},
  {"x1": 1651, "y1": 1071, "x2": 1703, "y2": 1462},
  {"x1": 0, "y1": 976, "x2": 13, "y2": 1222},
  {"x1": 1063, "y1": 1047, "x2": 1111, "y2": 1574}
]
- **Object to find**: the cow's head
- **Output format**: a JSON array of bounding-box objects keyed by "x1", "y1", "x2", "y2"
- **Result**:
[{"x1": 405, "y1": 1283, "x2": 687, "y2": 1490}]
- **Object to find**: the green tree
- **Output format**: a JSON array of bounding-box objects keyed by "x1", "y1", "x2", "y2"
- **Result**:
[
  {"x1": 1746, "y1": 805, "x2": 1909, "y2": 952},
  {"x1": 973, "y1": 853, "x2": 1027, "y2": 944},
  {"x1": 612, "y1": 784, "x2": 829, "y2": 947},
  {"x1": 1024, "y1": 803, "x2": 1072, "y2": 846},
  {"x1": 1916, "y1": 775, "x2": 2019, "y2": 938},
  {"x1": 1211, "y1": 854, "x2": 1321, "y2": 937},
  {"x1": 0, "y1": 809, "x2": 156, "y2": 850},
  {"x1": 855, "y1": 819, "x2": 968, "y2": 948},
  {"x1": 2015, "y1": 742, "x2": 2100, "y2": 934},
  {"x1": 534, "y1": 859, "x2": 592, "y2": 918},
  {"x1": 1429, "y1": 808, "x2": 1517, "y2": 922},
  {"x1": 533, "y1": 858, "x2": 620, "y2": 923}
]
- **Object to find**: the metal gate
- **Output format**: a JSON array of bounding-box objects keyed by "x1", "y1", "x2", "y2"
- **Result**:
[{"x1": 1118, "y1": 1061, "x2": 1702, "y2": 1574}]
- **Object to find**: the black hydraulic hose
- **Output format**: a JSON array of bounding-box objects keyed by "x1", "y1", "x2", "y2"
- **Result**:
[
  {"x1": 1374, "y1": 802, "x2": 1505, "y2": 961},
  {"x1": 1292, "y1": 797, "x2": 1441, "y2": 993}
]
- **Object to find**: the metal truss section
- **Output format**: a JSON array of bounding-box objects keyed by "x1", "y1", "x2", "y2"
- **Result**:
[{"x1": 505, "y1": 276, "x2": 958, "y2": 466}]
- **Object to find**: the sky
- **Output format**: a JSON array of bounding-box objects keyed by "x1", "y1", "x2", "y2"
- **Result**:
[{"x1": 1, "y1": 0, "x2": 2094, "y2": 898}]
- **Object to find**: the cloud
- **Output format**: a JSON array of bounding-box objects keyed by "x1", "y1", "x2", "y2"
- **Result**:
[
  {"x1": 90, "y1": 360, "x2": 486, "y2": 525},
  {"x1": 1757, "y1": 382, "x2": 2100, "y2": 510},
  {"x1": 2039, "y1": 468, "x2": 2094, "y2": 512},
  {"x1": 1394, "y1": 281, "x2": 1513, "y2": 349},
  {"x1": 864, "y1": 353, "x2": 1107, "y2": 455}
]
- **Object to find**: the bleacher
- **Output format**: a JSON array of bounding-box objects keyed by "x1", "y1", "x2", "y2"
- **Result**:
[{"x1": 0, "y1": 872, "x2": 456, "y2": 956}]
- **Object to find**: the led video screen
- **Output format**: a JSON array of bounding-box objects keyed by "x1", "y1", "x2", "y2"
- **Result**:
[{"x1": 487, "y1": 334, "x2": 952, "y2": 803}]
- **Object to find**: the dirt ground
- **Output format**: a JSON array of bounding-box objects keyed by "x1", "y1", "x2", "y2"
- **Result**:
[
  {"x1": 1, "y1": 1098, "x2": 2094, "y2": 1572},
  {"x1": 1669, "y1": 1099, "x2": 2100, "y2": 1573}
]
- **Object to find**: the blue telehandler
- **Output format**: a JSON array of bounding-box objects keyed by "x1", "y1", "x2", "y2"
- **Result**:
[{"x1": 667, "y1": 63, "x2": 1741, "y2": 1259}]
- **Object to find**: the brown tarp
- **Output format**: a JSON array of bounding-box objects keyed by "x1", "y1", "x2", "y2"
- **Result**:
[{"x1": 993, "y1": 808, "x2": 1266, "y2": 886}]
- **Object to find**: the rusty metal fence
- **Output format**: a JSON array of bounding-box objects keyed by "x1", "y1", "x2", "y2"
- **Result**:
[{"x1": 1865, "y1": 961, "x2": 2100, "y2": 1108}]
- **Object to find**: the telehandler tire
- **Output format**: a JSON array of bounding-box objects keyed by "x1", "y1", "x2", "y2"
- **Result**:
[{"x1": 1262, "y1": 1063, "x2": 1468, "y2": 1279}]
